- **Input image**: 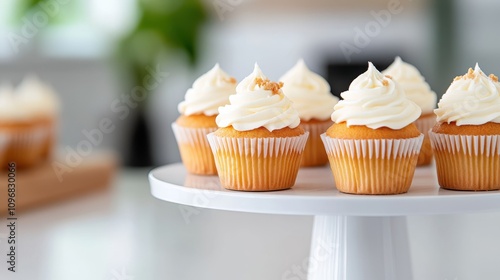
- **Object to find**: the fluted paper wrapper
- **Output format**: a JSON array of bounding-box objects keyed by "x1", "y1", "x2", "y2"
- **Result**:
[
  {"x1": 414, "y1": 115, "x2": 436, "y2": 166},
  {"x1": 429, "y1": 132, "x2": 500, "y2": 191},
  {"x1": 172, "y1": 123, "x2": 217, "y2": 175},
  {"x1": 207, "y1": 132, "x2": 309, "y2": 191},
  {"x1": 321, "y1": 133, "x2": 424, "y2": 194},
  {"x1": 300, "y1": 121, "x2": 331, "y2": 167},
  {"x1": 4, "y1": 126, "x2": 48, "y2": 168},
  {"x1": 0, "y1": 133, "x2": 9, "y2": 167},
  {"x1": 41, "y1": 119, "x2": 58, "y2": 159}
]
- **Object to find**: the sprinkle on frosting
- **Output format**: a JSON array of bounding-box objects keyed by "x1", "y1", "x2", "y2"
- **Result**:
[
  {"x1": 435, "y1": 63, "x2": 500, "y2": 125},
  {"x1": 216, "y1": 63, "x2": 300, "y2": 132},
  {"x1": 224, "y1": 77, "x2": 237, "y2": 84},
  {"x1": 255, "y1": 77, "x2": 283, "y2": 95}
]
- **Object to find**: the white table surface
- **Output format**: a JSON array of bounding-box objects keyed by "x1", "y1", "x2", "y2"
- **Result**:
[{"x1": 1, "y1": 168, "x2": 500, "y2": 280}]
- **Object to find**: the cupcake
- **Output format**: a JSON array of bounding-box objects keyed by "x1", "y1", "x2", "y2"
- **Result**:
[
  {"x1": 322, "y1": 62, "x2": 423, "y2": 195},
  {"x1": 207, "y1": 64, "x2": 308, "y2": 191},
  {"x1": 17, "y1": 75, "x2": 60, "y2": 159},
  {"x1": 383, "y1": 57, "x2": 437, "y2": 166},
  {"x1": 430, "y1": 64, "x2": 500, "y2": 191},
  {"x1": 280, "y1": 59, "x2": 339, "y2": 167},
  {"x1": 173, "y1": 64, "x2": 237, "y2": 175},
  {"x1": 0, "y1": 85, "x2": 46, "y2": 168}
]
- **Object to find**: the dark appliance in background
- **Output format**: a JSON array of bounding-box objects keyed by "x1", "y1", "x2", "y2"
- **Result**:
[{"x1": 326, "y1": 56, "x2": 409, "y2": 99}]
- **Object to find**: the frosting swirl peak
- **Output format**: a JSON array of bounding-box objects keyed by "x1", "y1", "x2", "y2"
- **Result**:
[
  {"x1": 178, "y1": 63, "x2": 237, "y2": 116},
  {"x1": 331, "y1": 62, "x2": 421, "y2": 130},
  {"x1": 216, "y1": 63, "x2": 300, "y2": 132},
  {"x1": 17, "y1": 75, "x2": 60, "y2": 118},
  {"x1": 435, "y1": 63, "x2": 500, "y2": 125},
  {"x1": 280, "y1": 59, "x2": 339, "y2": 121},
  {"x1": 0, "y1": 84, "x2": 31, "y2": 122},
  {"x1": 382, "y1": 57, "x2": 437, "y2": 114}
]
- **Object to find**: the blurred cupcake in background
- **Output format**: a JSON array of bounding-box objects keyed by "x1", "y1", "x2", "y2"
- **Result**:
[
  {"x1": 430, "y1": 64, "x2": 500, "y2": 191},
  {"x1": 383, "y1": 57, "x2": 437, "y2": 166},
  {"x1": 322, "y1": 62, "x2": 423, "y2": 195},
  {"x1": 280, "y1": 59, "x2": 339, "y2": 167},
  {"x1": 0, "y1": 85, "x2": 15, "y2": 167},
  {"x1": 173, "y1": 64, "x2": 237, "y2": 175},
  {"x1": 17, "y1": 75, "x2": 60, "y2": 159},
  {"x1": 0, "y1": 82, "x2": 48, "y2": 168}
]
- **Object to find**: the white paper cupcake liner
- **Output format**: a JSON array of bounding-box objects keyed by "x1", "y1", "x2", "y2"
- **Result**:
[
  {"x1": 206, "y1": 132, "x2": 309, "y2": 191},
  {"x1": 414, "y1": 115, "x2": 436, "y2": 136},
  {"x1": 8, "y1": 126, "x2": 47, "y2": 148},
  {"x1": 321, "y1": 133, "x2": 424, "y2": 194},
  {"x1": 300, "y1": 121, "x2": 332, "y2": 166},
  {"x1": 207, "y1": 132, "x2": 309, "y2": 158},
  {"x1": 429, "y1": 131, "x2": 500, "y2": 190},
  {"x1": 0, "y1": 132, "x2": 9, "y2": 165},
  {"x1": 321, "y1": 134, "x2": 424, "y2": 160},
  {"x1": 171, "y1": 122, "x2": 218, "y2": 175},
  {"x1": 42, "y1": 125, "x2": 57, "y2": 159},
  {"x1": 414, "y1": 115, "x2": 436, "y2": 166},
  {"x1": 171, "y1": 123, "x2": 217, "y2": 145},
  {"x1": 429, "y1": 132, "x2": 500, "y2": 156},
  {"x1": 2, "y1": 125, "x2": 48, "y2": 168}
]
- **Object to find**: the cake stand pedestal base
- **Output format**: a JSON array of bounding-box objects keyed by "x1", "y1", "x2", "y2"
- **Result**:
[{"x1": 308, "y1": 216, "x2": 412, "y2": 280}]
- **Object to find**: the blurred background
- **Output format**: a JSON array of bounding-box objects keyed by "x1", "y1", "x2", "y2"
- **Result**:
[{"x1": 1, "y1": 0, "x2": 500, "y2": 279}]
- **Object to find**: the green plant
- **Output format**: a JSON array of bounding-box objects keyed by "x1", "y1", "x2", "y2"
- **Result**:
[
  {"x1": 17, "y1": 0, "x2": 209, "y2": 102},
  {"x1": 118, "y1": 0, "x2": 208, "y2": 103}
]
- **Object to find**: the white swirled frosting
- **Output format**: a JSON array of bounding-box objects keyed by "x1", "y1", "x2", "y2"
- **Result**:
[
  {"x1": 0, "y1": 84, "x2": 32, "y2": 121},
  {"x1": 216, "y1": 63, "x2": 300, "y2": 132},
  {"x1": 178, "y1": 64, "x2": 237, "y2": 116},
  {"x1": 17, "y1": 75, "x2": 60, "y2": 118},
  {"x1": 331, "y1": 62, "x2": 421, "y2": 130},
  {"x1": 382, "y1": 57, "x2": 437, "y2": 114},
  {"x1": 280, "y1": 59, "x2": 339, "y2": 121},
  {"x1": 435, "y1": 64, "x2": 500, "y2": 125}
]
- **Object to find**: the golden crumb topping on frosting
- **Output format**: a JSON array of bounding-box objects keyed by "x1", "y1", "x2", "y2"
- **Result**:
[
  {"x1": 453, "y1": 68, "x2": 499, "y2": 83},
  {"x1": 465, "y1": 68, "x2": 475, "y2": 79},
  {"x1": 255, "y1": 77, "x2": 283, "y2": 94},
  {"x1": 454, "y1": 68, "x2": 480, "y2": 81},
  {"x1": 382, "y1": 75, "x2": 393, "y2": 86},
  {"x1": 225, "y1": 77, "x2": 237, "y2": 84}
]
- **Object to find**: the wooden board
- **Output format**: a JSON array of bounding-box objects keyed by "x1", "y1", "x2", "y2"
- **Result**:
[{"x1": 0, "y1": 153, "x2": 117, "y2": 215}]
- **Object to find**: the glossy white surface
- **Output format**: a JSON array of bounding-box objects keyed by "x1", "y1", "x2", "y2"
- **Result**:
[
  {"x1": 307, "y1": 216, "x2": 413, "y2": 280},
  {"x1": 150, "y1": 163, "x2": 500, "y2": 216},
  {"x1": 1, "y1": 169, "x2": 500, "y2": 279}
]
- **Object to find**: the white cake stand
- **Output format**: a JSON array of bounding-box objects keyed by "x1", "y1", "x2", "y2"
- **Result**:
[{"x1": 149, "y1": 163, "x2": 500, "y2": 280}]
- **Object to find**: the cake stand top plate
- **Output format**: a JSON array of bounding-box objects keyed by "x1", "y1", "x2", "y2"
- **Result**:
[{"x1": 149, "y1": 163, "x2": 500, "y2": 216}]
